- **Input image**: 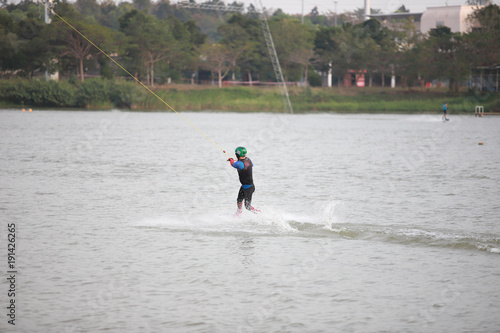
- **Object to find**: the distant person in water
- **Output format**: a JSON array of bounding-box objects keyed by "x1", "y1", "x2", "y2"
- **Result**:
[
  {"x1": 227, "y1": 146, "x2": 260, "y2": 216},
  {"x1": 443, "y1": 102, "x2": 449, "y2": 120}
]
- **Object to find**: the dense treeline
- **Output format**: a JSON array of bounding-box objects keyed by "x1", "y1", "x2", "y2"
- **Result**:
[{"x1": 0, "y1": 0, "x2": 499, "y2": 92}]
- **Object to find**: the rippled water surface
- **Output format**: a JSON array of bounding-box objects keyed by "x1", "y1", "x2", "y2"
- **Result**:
[{"x1": 1, "y1": 110, "x2": 499, "y2": 332}]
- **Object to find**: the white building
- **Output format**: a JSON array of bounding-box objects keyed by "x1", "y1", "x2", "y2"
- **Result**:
[{"x1": 420, "y1": 5, "x2": 482, "y2": 34}]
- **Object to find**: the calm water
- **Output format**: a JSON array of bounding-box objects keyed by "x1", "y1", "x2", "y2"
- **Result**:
[{"x1": 1, "y1": 110, "x2": 499, "y2": 332}]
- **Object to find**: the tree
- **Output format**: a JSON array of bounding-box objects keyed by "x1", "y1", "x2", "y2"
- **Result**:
[
  {"x1": 469, "y1": 3, "x2": 500, "y2": 33},
  {"x1": 198, "y1": 42, "x2": 240, "y2": 87},
  {"x1": 1, "y1": 2, "x2": 56, "y2": 78},
  {"x1": 288, "y1": 48, "x2": 315, "y2": 86},
  {"x1": 47, "y1": 1, "x2": 117, "y2": 82},
  {"x1": 53, "y1": 18, "x2": 114, "y2": 82},
  {"x1": 133, "y1": 0, "x2": 151, "y2": 13},
  {"x1": 314, "y1": 25, "x2": 340, "y2": 83},
  {"x1": 393, "y1": 19, "x2": 426, "y2": 89},
  {"x1": 165, "y1": 16, "x2": 205, "y2": 83},
  {"x1": 16, "y1": 16, "x2": 52, "y2": 77},
  {"x1": 119, "y1": 10, "x2": 182, "y2": 86},
  {"x1": 218, "y1": 16, "x2": 257, "y2": 81},
  {"x1": 270, "y1": 18, "x2": 315, "y2": 82},
  {"x1": 221, "y1": 14, "x2": 267, "y2": 83},
  {"x1": 466, "y1": 4, "x2": 500, "y2": 67},
  {"x1": 314, "y1": 19, "x2": 398, "y2": 87},
  {"x1": 337, "y1": 25, "x2": 369, "y2": 80},
  {"x1": 152, "y1": 0, "x2": 175, "y2": 20},
  {"x1": 466, "y1": 0, "x2": 492, "y2": 5},
  {"x1": 99, "y1": 1, "x2": 135, "y2": 30},
  {"x1": 423, "y1": 26, "x2": 470, "y2": 92},
  {"x1": 75, "y1": 0, "x2": 101, "y2": 19},
  {"x1": 0, "y1": 9, "x2": 19, "y2": 75},
  {"x1": 279, "y1": 19, "x2": 315, "y2": 85},
  {"x1": 309, "y1": 6, "x2": 319, "y2": 18},
  {"x1": 362, "y1": 19, "x2": 398, "y2": 87},
  {"x1": 395, "y1": 5, "x2": 410, "y2": 13},
  {"x1": 181, "y1": 19, "x2": 207, "y2": 83}
]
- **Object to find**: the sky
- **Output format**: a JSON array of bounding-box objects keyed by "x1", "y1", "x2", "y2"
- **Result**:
[
  {"x1": 5, "y1": 0, "x2": 495, "y2": 16},
  {"x1": 209, "y1": 0, "x2": 497, "y2": 15}
]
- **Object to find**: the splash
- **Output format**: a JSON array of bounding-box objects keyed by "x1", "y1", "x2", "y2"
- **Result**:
[
  {"x1": 134, "y1": 208, "x2": 298, "y2": 235},
  {"x1": 133, "y1": 198, "x2": 345, "y2": 236},
  {"x1": 133, "y1": 200, "x2": 500, "y2": 254}
]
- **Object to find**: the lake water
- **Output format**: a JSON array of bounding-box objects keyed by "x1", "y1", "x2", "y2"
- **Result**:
[{"x1": 1, "y1": 109, "x2": 499, "y2": 332}]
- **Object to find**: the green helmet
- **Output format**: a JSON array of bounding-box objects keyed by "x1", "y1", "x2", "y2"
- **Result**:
[{"x1": 235, "y1": 146, "x2": 247, "y2": 157}]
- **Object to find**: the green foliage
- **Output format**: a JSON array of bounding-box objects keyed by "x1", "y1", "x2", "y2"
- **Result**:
[
  {"x1": 424, "y1": 27, "x2": 471, "y2": 92},
  {"x1": 0, "y1": 78, "x2": 143, "y2": 109},
  {"x1": 75, "y1": 78, "x2": 143, "y2": 108},
  {"x1": 118, "y1": 9, "x2": 191, "y2": 86},
  {"x1": 1, "y1": 79, "x2": 499, "y2": 112},
  {"x1": 108, "y1": 80, "x2": 145, "y2": 108},
  {"x1": 0, "y1": 79, "x2": 75, "y2": 107},
  {"x1": 270, "y1": 18, "x2": 315, "y2": 82},
  {"x1": 99, "y1": 61, "x2": 114, "y2": 80},
  {"x1": 0, "y1": 3, "x2": 53, "y2": 77},
  {"x1": 466, "y1": 5, "x2": 500, "y2": 69},
  {"x1": 488, "y1": 98, "x2": 500, "y2": 112},
  {"x1": 469, "y1": 4, "x2": 500, "y2": 33},
  {"x1": 308, "y1": 70, "x2": 322, "y2": 87},
  {"x1": 0, "y1": 0, "x2": 499, "y2": 97},
  {"x1": 222, "y1": 14, "x2": 267, "y2": 81},
  {"x1": 75, "y1": 0, "x2": 101, "y2": 20},
  {"x1": 75, "y1": 78, "x2": 111, "y2": 107}
]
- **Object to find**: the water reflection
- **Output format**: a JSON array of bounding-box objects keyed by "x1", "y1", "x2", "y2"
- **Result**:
[{"x1": 238, "y1": 236, "x2": 255, "y2": 269}]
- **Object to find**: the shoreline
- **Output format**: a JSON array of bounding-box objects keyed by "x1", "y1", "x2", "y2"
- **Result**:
[
  {"x1": 0, "y1": 107, "x2": 490, "y2": 116},
  {"x1": 1, "y1": 80, "x2": 498, "y2": 113}
]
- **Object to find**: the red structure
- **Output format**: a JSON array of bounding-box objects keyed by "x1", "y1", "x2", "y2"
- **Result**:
[{"x1": 344, "y1": 70, "x2": 366, "y2": 87}]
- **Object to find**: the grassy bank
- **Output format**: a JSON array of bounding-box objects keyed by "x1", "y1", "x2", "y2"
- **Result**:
[{"x1": 1, "y1": 79, "x2": 498, "y2": 113}]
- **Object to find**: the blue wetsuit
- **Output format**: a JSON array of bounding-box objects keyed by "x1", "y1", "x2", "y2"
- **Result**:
[{"x1": 230, "y1": 157, "x2": 255, "y2": 210}]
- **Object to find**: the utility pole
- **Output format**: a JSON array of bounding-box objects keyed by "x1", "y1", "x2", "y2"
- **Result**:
[
  {"x1": 301, "y1": 0, "x2": 304, "y2": 24},
  {"x1": 364, "y1": 0, "x2": 370, "y2": 21},
  {"x1": 44, "y1": 0, "x2": 52, "y2": 24},
  {"x1": 42, "y1": 0, "x2": 59, "y2": 81},
  {"x1": 179, "y1": 1, "x2": 293, "y2": 114},
  {"x1": 334, "y1": 1, "x2": 338, "y2": 27}
]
